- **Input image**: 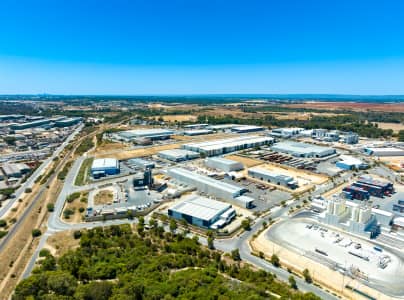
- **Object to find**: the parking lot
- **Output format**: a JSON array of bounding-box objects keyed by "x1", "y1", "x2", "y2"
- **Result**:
[{"x1": 222, "y1": 177, "x2": 291, "y2": 212}]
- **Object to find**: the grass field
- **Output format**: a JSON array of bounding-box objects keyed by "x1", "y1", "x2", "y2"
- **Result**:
[{"x1": 74, "y1": 157, "x2": 93, "y2": 186}]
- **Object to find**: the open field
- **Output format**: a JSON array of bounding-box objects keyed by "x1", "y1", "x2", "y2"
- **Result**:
[
  {"x1": 96, "y1": 143, "x2": 181, "y2": 160},
  {"x1": 159, "y1": 114, "x2": 197, "y2": 122},
  {"x1": 283, "y1": 101, "x2": 404, "y2": 113},
  {"x1": 94, "y1": 189, "x2": 113, "y2": 206},
  {"x1": 376, "y1": 122, "x2": 404, "y2": 133},
  {"x1": 45, "y1": 230, "x2": 80, "y2": 257}
]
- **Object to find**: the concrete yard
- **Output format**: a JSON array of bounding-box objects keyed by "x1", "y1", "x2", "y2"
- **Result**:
[{"x1": 265, "y1": 216, "x2": 404, "y2": 297}]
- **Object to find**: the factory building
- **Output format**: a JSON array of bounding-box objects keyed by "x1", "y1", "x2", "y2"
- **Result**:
[
  {"x1": 114, "y1": 129, "x2": 174, "y2": 142},
  {"x1": 158, "y1": 149, "x2": 200, "y2": 162},
  {"x1": 336, "y1": 155, "x2": 368, "y2": 170},
  {"x1": 91, "y1": 158, "x2": 120, "y2": 178},
  {"x1": 168, "y1": 195, "x2": 235, "y2": 229},
  {"x1": 0, "y1": 114, "x2": 24, "y2": 122},
  {"x1": 54, "y1": 117, "x2": 82, "y2": 127},
  {"x1": 127, "y1": 158, "x2": 155, "y2": 170},
  {"x1": 10, "y1": 119, "x2": 52, "y2": 130},
  {"x1": 339, "y1": 132, "x2": 359, "y2": 144},
  {"x1": 1, "y1": 163, "x2": 31, "y2": 178},
  {"x1": 321, "y1": 196, "x2": 393, "y2": 238},
  {"x1": 205, "y1": 157, "x2": 244, "y2": 172},
  {"x1": 183, "y1": 129, "x2": 213, "y2": 136},
  {"x1": 182, "y1": 135, "x2": 274, "y2": 156},
  {"x1": 364, "y1": 147, "x2": 404, "y2": 157},
  {"x1": 248, "y1": 167, "x2": 298, "y2": 189},
  {"x1": 231, "y1": 125, "x2": 265, "y2": 133},
  {"x1": 271, "y1": 141, "x2": 336, "y2": 158},
  {"x1": 270, "y1": 127, "x2": 304, "y2": 138},
  {"x1": 167, "y1": 167, "x2": 253, "y2": 208},
  {"x1": 207, "y1": 124, "x2": 237, "y2": 131},
  {"x1": 183, "y1": 124, "x2": 208, "y2": 130}
]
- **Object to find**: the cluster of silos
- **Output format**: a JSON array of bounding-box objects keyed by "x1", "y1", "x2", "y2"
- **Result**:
[
  {"x1": 350, "y1": 205, "x2": 371, "y2": 224},
  {"x1": 326, "y1": 197, "x2": 346, "y2": 216}
]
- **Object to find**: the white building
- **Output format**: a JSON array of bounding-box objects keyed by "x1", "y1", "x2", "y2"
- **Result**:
[
  {"x1": 182, "y1": 135, "x2": 274, "y2": 156},
  {"x1": 158, "y1": 149, "x2": 200, "y2": 162},
  {"x1": 271, "y1": 141, "x2": 336, "y2": 158},
  {"x1": 205, "y1": 157, "x2": 244, "y2": 172},
  {"x1": 167, "y1": 167, "x2": 253, "y2": 208}
]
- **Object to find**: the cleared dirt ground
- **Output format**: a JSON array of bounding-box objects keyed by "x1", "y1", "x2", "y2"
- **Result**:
[
  {"x1": 376, "y1": 122, "x2": 404, "y2": 133},
  {"x1": 94, "y1": 190, "x2": 113, "y2": 206},
  {"x1": 224, "y1": 154, "x2": 263, "y2": 168},
  {"x1": 283, "y1": 102, "x2": 404, "y2": 113},
  {"x1": 45, "y1": 230, "x2": 81, "y2": 257}
]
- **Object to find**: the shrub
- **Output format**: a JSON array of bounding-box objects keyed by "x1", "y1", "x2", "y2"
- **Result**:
[
  {"x1": 47, "y1": 203, "x2": 55, "y2": 212},
  {"x1": 79, "y1": 207, "x2": 85, "y2": 213},
  {"x1": 0, "y1": 219, "x2": 7, "y2": 227},
  {"x1": 32, "y1": 229, "x2": 41, "y2": 238},
  {"x1": 73, "y1": 230, "x2": 82, "y2": 239},
  {"x1": 0, "y1": 230, "x2": 8, "y2": 239},
  {"x1": 39, "y1": 249, "x2": 51, "y2": 257}
]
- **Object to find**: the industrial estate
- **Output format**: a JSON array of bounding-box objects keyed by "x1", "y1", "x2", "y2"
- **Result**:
[{"x1": 1, "y1": 97, "x2": 404, "y2": 300}]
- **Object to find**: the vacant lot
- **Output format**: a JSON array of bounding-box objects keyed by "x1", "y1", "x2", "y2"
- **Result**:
[
  {"x1": 225, "y1": 154, "x2": 263, "y2": 168},
  {"x1": 94, "y1": 189, "x2": 113, "y2": 206},
  {"x1": 45, "y1": 230, "x2": 81, "y2": 257},
  {"x1": 376, "y1": 122, "x2": 404, "y2": 133},
  {"x1": 284, "y1": 101, "x2": 404, "y2": 113}
]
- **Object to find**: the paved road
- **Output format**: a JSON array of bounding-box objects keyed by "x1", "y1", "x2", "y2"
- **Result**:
[
  {"x1": 0, "y1": 124, "x2": 83, "y2": 219},
  {"x1": 214, "y1": 208, "x2": 338, "y2": 300}
]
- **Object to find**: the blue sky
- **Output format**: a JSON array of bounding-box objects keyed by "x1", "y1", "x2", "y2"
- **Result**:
[{"x1": 1, "y1": 0, "x2": 404, "y2": 94}]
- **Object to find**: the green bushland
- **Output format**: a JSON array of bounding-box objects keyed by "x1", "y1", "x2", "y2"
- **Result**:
[{"x1": 14, "y1": 224, "x2": 321, "y2": 300}]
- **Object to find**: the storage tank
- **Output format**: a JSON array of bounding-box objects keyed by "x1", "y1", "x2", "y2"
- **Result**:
[
  {"x1": 327, "y1": 200, "x2": 334, "y2": 214},
  {"x1": 351, "y1": 206, "x2": 359, "y2": 222},
  {"x1": 358, "y1": 207, "x2": 371, "y2": 223}
]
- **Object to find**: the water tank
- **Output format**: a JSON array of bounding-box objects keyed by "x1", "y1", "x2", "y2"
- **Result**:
[
  {"x1": 351, "y1": 206, "x2": 359, "y2": 222},
  {"x1": 327, "y1": 200, "x2": 334, "y2": 214},
  {"x1": 359, "y1": 207, "x2": 371, "y2": 223}
]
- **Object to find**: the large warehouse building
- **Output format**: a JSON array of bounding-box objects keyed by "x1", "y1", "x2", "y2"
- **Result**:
[
  {"x1": 168, "y1": 195, "x2": 235, "y2": 229},
  {"x1": 158, "y1": 149, "x2": 200, "y2": 162},
  {"x1": 364, "y1": 147, "x2": 404, "y2": 157},
  {"x1": 248, "y1": 167, "x2": 298, "y2": 189},
  {"x1": 167, "y1": 167, "x2": 253, "y2": 208},
  {"x1": 271, "y1": 141, "x2": 336, "y2": 158},
  {"x1": 91, "y1": 158, "x2": 120, "y2": 178},
  {"x1": 114, "y1": 129, "x2": 174, "y2": 142},
  {"x1": 205, "y1": 157, "x2": 244, "y2": 172},
  {"x1": 182, "y1": 135, "x2": 274, "y2": 156},
  {"x1": 231, "y1": 125, "x2": 265, "y2": 133}
]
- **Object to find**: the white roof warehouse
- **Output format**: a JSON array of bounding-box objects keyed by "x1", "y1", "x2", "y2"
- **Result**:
[
  {"x1": 182, "y1": 135, "x2": 274, "y2": 156},
  {"x1": 167, "y1": 167, "x2": 254, "y2": 208}
]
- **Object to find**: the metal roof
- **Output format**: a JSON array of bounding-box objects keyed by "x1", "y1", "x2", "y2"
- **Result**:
[
  {"x1": 272, "y1": 141, "x2": 334, "y2": 155},
  {"x1": 91, "y1": 158, "x2": 119, "y2": 169},
  {"x1": 183, "y1": 135, "x2": 273, "y2": 152},
  {"x1": 170, "y1": 196, "x2": 231, "y2": 221},
  {"x1": 168, "y1": 167, "x2": 245, "y2": 195}
]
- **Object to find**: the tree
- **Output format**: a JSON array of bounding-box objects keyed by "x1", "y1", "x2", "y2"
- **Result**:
[
  {"x1": 32, "y1": 229, "x2": 41, "y2": 238},
  {"x1": 303, "y1": 268, "x2": 313, "y2": 284},
  {"x1": 0, "y1": 219, "x2": 7, "y2": 227},
  {"x1": 169, "y1": 219, "x2": 177, "y2": 233},
  {"x1": 207, "y1": 236, "x2": 215, "y2": 250},
  {"x1": 289, "y1": 275, "x2": 298, "y2": 289},
  {"x1": 398, "y1": 130, "x2": 404, "y2": 142},
  {"x1": 46, "y1": 203, "x2": 55, "y2": 212},
  {"x1": 231, "y1": 249, "x2": 241, "y2": 261},
  {"x1": 241, "y1": 218, "x2": 251, "y2": 231},
  {"x1": 47, "y1": 271, "x2": 77, "y2": 295},
  {"x1": 270, "y1": 254, "x2": 280, "y2": 267}
]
